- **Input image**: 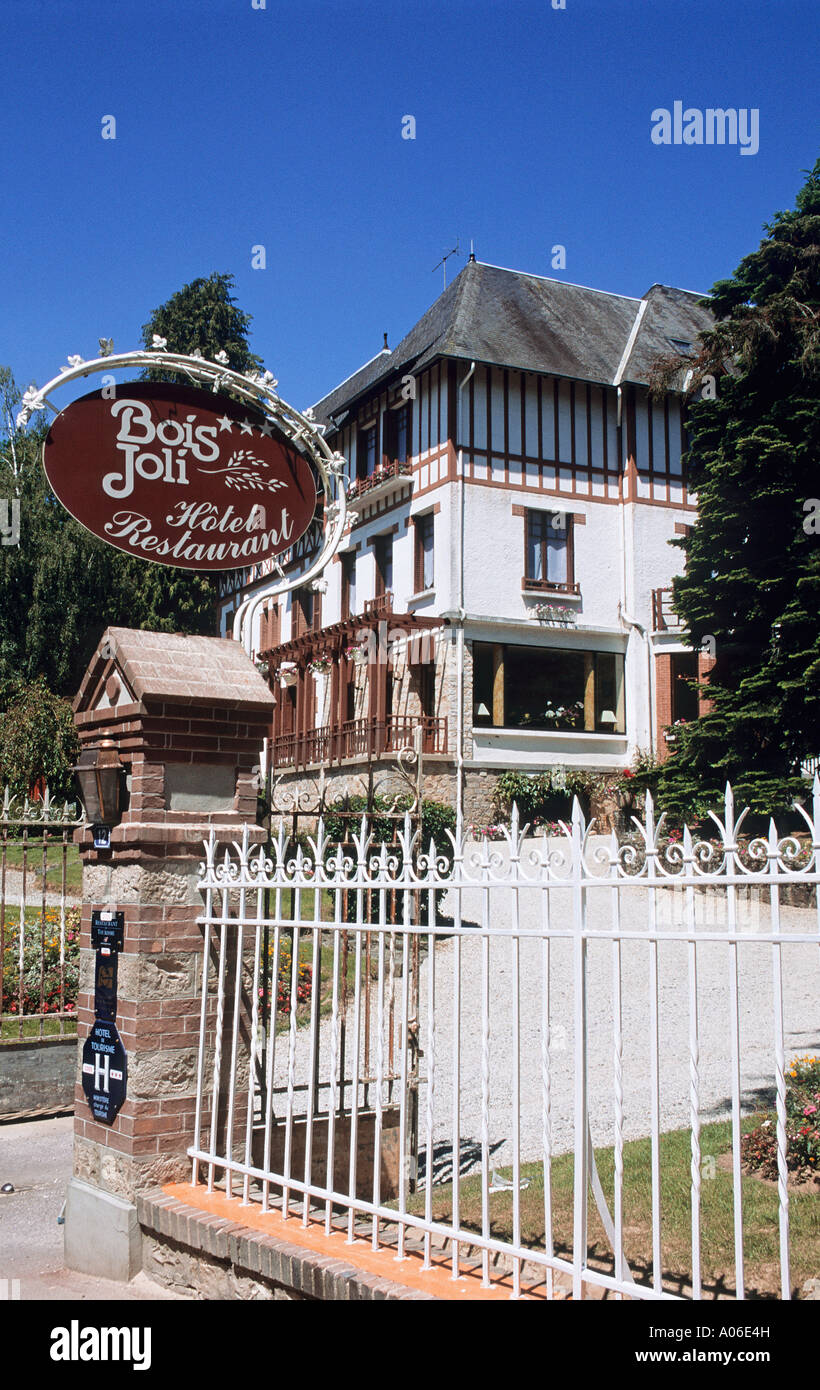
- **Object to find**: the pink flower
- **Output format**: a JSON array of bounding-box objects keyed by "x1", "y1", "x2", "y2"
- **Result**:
[{"x1": 804, "y1": 1104, "x2": 817, "y2": 1116}]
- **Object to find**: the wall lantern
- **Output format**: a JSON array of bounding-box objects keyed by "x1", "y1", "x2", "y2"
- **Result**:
[{"x1": 74, "y1": 738, "x2": 124, "y2": 849}]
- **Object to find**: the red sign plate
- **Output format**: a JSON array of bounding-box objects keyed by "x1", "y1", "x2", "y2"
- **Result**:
[{"x1": 43, "y1": 382, "x2": 317, "y2": 571}]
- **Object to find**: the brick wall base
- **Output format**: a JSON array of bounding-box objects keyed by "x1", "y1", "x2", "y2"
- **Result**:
[{"x1": 138, "y1": 1190, "x2": 435, "y2": 1301}]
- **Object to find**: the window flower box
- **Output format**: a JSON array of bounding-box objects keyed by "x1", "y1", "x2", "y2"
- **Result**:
[{"x1": 534, "y1": 602, "x2": 577, "y2": 626}]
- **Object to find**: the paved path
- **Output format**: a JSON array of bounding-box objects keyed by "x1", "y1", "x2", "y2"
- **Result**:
[
  {"x1": 1, "y1": 868, "x2": 81, "y2": 908},
  {"x1": 0, "y1": 1116, "x2": 184, "y2": 1300}
]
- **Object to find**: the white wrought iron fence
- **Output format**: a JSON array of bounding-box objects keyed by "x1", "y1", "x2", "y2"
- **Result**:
[{"x1": 190, "y1": 781, "x2": 820, "y2": 1301}]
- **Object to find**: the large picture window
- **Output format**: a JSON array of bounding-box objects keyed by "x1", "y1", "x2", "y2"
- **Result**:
[{"x1": 473, "y1": 641, "x2": 625, "y2": 733}]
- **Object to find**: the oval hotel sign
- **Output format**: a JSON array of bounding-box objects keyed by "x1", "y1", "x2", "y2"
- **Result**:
[{"x1": 43, "y1": 382, "x2": 317, "y2": 570}]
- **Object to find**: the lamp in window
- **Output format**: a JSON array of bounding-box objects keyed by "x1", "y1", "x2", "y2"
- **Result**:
[
  {"x1": 599, "y1": 709, "x2": 617, "y2": 731},
  {"x1": 474, "y1": 702, "x2": 490, "y2": 720},
  {"x1": 74, "y1": 738, "x2": 125, "y2": 848}
]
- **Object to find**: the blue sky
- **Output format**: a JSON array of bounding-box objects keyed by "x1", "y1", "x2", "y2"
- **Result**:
[{"x1": 1, "y1": 0, "x2": 817, "y2": 413}]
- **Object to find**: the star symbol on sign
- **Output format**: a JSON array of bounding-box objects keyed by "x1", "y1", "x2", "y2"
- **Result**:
[
  {"x1": 239, "y1": 418, "x2": 254, "y2": 436},
  {"x1": 216, "y1": 415, "x2": 233, "y2": 432},
  {"x1": 258, "y1": 420, "x2": 274, "y2": 437}
]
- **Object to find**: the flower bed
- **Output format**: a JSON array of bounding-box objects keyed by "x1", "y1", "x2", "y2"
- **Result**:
[
  {"x1": 1, "y1": 906, "x2": 81, "y2": 1014},
  {"x1": 740, "y1": 1055, "x2": 820, "y2": 1181},
  {"x1": 260, "y1": 937, "x2": 313, "y2": 1016}
]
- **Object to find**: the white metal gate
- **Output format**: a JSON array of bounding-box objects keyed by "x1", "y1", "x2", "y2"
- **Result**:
[{"x1": 189, "y1": 782, "x2": 820, "y2": 1300}]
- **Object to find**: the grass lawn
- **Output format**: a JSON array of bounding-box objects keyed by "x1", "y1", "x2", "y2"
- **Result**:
[
  {"x1": 396, "y1": 1117, "x2": 820, "y2": 1299},
  {"x1": 1, "y1": 839, "x2": 82, "y2": 896},
  {"x1": 1, "y1": 1015, "x2": 77, "y2": 1041}
]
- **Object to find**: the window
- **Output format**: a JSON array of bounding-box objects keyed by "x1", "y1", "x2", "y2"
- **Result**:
[
  {"x1": 291, "y1": 587, "x2": 316, "y2": 638},
  {"x1": 472, "y1": 641, "x2": 625, "y2": 733},
  {"x1": 260, "y1": 602, "x2": 280, "y2": 651},
  {"x1": 375, "y1": 534, "x2": 393, "y2": 597},
  {"x1": 524, "y1": 510, "x2": 576, "y2": 592},
  {"x1": 341, "y1": 552, "x2": 356, "y2": 620},
  {"x1": 281, "y1": 685, "x2": 296, "y2": 736},
  {"x1": 357, "y1": 424, "x2": 377, "y2": 480},
  {"x1": 414, "y1": 512, "x2": 435, "y2": 592},
  {"x1": 418, "y1": 662, "x2": 435, "y2": 718},
  {"x1": 671, "y1": 652, "x2": 699, "y2": 723},
  {"x1": 384, "y1": 402, "x2": 411, "y2": 464}
]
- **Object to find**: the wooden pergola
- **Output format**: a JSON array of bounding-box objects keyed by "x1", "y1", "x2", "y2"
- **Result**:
[{"x1": 260, "y1": 595, "x2": 445, "y2": 768}]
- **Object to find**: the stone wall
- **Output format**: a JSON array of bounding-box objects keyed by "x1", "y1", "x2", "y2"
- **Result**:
[{"x1": 0, "y1": 1037, "x2": 75, "y2": 1119}]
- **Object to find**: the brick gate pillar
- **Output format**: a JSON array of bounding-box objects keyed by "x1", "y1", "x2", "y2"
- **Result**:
[{"x1": 63, "y1": 627, "x2": 274, "y2": 1281}]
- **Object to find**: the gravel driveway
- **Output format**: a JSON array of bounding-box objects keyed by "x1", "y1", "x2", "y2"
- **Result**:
[{"x1": 262, "y1": 844, "x2": 819, "y2": 1178}]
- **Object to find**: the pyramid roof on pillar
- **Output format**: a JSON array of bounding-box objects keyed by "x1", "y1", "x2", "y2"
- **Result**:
[{"x1": 73, "y1": 626, "x2": 275, "y2": 716}]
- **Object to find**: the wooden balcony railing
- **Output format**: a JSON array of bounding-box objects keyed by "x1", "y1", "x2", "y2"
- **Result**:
[
  {"x1": 272, "y1": 714, "x2": 448, "y2": 769},
  {"x1": 363, "y1": 591, "x2": 394, "y2": 618},
  {"x1": 651, "y1": 586, "x2": 684, "y2": 633}
]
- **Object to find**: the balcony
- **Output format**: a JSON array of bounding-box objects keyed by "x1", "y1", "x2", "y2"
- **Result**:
[
  {"x1": 272, "y1": 714, "x2": 448, "y2": 769},
  {"x1": 363, "y1": 591, "x2": 394, "y2": 619},
  {"x1": 521, "y1": 578, "x2": 581, "y2": 595},
  {"x1": 347, "y1": 460, "x2": 413, "y2": 512},
  {"x1": 651, "y1": 587, "x2": 685, "y2": 634}
]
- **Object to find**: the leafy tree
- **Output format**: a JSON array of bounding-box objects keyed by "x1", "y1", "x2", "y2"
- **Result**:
[
  {"x1": 0, "y1": 674, "x2": 80, "y2": 802},
  {"x1": 653, "y1": 160, "x2": 820, "y2": 818}
]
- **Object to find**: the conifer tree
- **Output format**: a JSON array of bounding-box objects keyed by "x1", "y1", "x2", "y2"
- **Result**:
[
  {"x1": 141, "y1": 271, "x2": 263, "y2": 379},
  {"x1": 654, "y1": 160, "x2": 820, "y2": 818}
]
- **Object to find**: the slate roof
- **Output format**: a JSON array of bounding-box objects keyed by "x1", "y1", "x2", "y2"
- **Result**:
[{"x1": 310, "y1": 260, "x2": 713, "y2": 427}]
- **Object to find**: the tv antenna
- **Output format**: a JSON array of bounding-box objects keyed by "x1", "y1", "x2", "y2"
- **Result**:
[{"x1": 432, "y1": 239, "x2": 461, "y2": 289}]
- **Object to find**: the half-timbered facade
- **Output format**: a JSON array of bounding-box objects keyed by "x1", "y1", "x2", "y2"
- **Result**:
[{"x1": 217, "y1": 258, "x2": 714, "y2": 821}]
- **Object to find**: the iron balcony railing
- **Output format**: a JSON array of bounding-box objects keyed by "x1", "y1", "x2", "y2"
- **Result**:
[
  {"x1": 272, "y1": 714, "x2": 448, "y2": 769},
  {"x1": 347, "y1": 460, "x2": 412, "y2": 504}
]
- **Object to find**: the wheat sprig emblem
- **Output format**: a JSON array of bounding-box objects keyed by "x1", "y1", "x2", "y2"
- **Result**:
[{"x1": 199, "y1": 449, "x2": 288, "y2": 493}]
